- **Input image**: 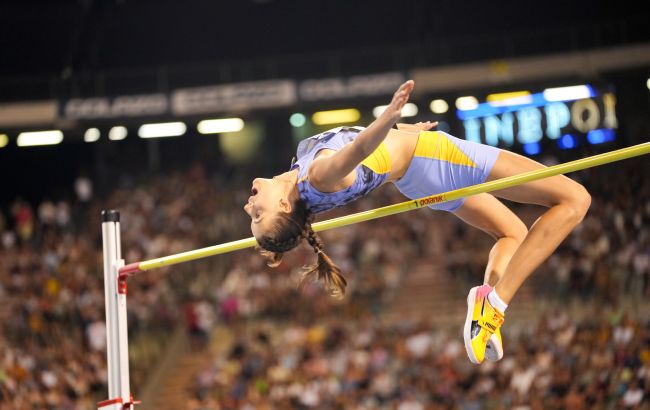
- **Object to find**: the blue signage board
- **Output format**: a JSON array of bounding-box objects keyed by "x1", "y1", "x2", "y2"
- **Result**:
[{"x1": 457, "y1": 85, "x2": 617, "y2": 153}]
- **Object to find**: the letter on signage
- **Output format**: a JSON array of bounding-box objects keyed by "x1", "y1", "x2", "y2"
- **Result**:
[
  {"x1": 545, "y1": 102, "x2": 571, "y2": 139},
  {"x1": 464, "y1": 118, "x2": 482, "y2": 143},
  {"x1": 571, "y1": 99, "x2": 600, "y2": 133},
  {"x1": 484, "y1": 112, "x2": 514, "y2": 147},
  {"x1": 602, "y1": 93, "x2": 618, "y2": 129},
  {"x1": 516, "y1": 107, "x2": 543, "y2": 144}
]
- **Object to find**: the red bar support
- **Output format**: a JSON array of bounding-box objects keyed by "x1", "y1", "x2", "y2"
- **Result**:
[
  {"x1": 119, "y1": 262, "x2": 142, "y2": 276},
  {"x1": 117, "y1": 263, "x2": 142, "y2": 295}
]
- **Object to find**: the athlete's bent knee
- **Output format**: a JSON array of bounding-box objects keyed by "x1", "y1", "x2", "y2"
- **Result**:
[
  {"x1": 509, "y1": 219, "x2": 528, "y2": 244},
  {"x1": 566, "y1": 184, "x2": 591, "y2": 223}
]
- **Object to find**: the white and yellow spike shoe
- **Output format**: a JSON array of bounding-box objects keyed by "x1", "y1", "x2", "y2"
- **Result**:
[{"x1": 463, "y1": 285, "x2": 505, "y2": 364}]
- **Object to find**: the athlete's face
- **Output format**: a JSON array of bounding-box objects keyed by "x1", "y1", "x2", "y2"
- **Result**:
[{"x1": 244, "y1": 177, "x2": 292, "y2": 238}]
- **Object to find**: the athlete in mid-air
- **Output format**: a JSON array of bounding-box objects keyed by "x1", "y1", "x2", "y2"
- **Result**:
[{"x1": 244, "y1": 80, "x2": 591, "y2": 364}]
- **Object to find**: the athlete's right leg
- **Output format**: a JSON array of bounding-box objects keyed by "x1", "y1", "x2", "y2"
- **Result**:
[
  {"x1": 462, "y1": 149, "x2": 590, "y2": 364},
  {"x1": 486, "y1": 150, "x2": 591, "y2": 303}
]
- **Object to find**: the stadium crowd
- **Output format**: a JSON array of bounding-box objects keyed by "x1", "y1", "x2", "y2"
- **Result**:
[
  {"x1": 0, "y1": 152, "x2": 648, "y2": 409},
  {"x1": 0, "y1": 168, "x2": 223, "y2": 408},
  {"x1": 188, "y1": 307, "x2": 649, "y2": 409}
]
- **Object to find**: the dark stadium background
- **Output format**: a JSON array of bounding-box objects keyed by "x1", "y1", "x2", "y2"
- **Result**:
[
  {"x1": 1, "y1": 0, "x2": 650, "y2": 205},
  {"x1": 1, "y1": 1, "x2": 650, "y2": 409}
]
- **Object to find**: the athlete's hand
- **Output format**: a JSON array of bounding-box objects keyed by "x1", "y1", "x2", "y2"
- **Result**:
[
  {"x1": 382, "y1": 80, "x2": 415, "y2": 122},
  {"x1": 396, "y1": 121, "x2": 438, "y2": 132}
]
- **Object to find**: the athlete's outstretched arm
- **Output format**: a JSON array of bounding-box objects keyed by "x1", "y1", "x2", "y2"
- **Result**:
[{"x1": 308, "y1": 80, "x2": 414, "y2": 188}]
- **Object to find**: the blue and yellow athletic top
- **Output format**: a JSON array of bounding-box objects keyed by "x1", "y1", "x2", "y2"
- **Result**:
[
  {"x1": 291, "y1": 127, "x2": 501, "y2": 214},
  {"x1": 291, "y1": 127, "x2": 391, "y2": 214}
]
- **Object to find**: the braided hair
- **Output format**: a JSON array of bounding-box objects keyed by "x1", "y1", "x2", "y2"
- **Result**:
[
  {"x1": 255, "y1": 192, "x2": 347, "y2": 299},
  {"x1": 300, "y1": 215, "x2": 347, "y2": 299}
]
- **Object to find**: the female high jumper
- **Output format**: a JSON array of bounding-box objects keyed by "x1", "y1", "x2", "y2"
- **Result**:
[{"x1": 244, "y1": 80, "x2": 591, "y2": 364}]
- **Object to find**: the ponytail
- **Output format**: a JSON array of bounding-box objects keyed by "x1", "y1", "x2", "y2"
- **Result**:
[{"x1": 299, "y1": 217, "x2": 347, "y2": 299}]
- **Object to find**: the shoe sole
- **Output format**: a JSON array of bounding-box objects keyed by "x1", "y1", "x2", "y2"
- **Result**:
[
  {"x1": 463, "y1": 287, "x2": 480, "y2": 364},
  {"x1": 485, "y1": 333, "x2": 503, "y2": 362}
]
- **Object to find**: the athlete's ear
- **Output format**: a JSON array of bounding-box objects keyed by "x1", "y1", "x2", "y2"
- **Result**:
[{"x1": 279, "y1": 197, "x2": 292, "y2": 213}]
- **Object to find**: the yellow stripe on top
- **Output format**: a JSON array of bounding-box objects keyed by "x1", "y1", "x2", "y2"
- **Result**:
[
  {"x1": 414, "y1": 131, "x2": 477, "y2": 168},
  {"x1": 361, "y1": 142, "x2": 391, "y2": 174}
]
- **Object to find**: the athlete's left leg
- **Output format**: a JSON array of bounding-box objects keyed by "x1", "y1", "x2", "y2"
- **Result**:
[
  {"x1": 454, "y1": 193, "x2": 528, "y2": 286},
  {"x1": 454, "y1": 193, "x2": 528, "y2": 362}
]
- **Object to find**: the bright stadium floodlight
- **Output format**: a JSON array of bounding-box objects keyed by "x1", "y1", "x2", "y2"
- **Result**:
[
  {"x1": 455, "y1": 96, "x2": 479, "y2": 111},
  {"x1": 429, "y1": 99, "x2": 449, "y2": 114},
  {"x1": 373, "y1": 103, "x2": 419, "y2": 118},
  {"x1": 138, "y1": 122, "x2": 186, "y2": 138},
  {"x1": 289, "y1": 113, "x2": 306, "y2": 127},
  {"x1": 197, "y1": 118, "x2": 245, "y2": 134},
  {"x1": 0, "y1": 134, "x2": 8, "y2": 148},
  {"x1": 372, "y1": 103, "x2": 418, "y2": 119},
  {"x1": 312, "y1": 109, "x2": 360, "y2": 125},
  {"x1": 401, "y1": 103, "x2": 418, "y2": 117},
  {"x1": 543, "y1": 85, "x2": 595, "y2": 102},
  {"x1": 84, "y1": 128, "x2": 100, "y2": 142},
  {"x1": 646, "y1": 78, "x2": 650, "y2": 91},
  {"x1": 108, "y1": 126, "x2": 128, "y2": 141},
  {"x1": 17, "y1": 130, "x2": 64, "y2": 147},
  {"x1": 372, "y1": 105, "x2": 388, "y2": 118}
]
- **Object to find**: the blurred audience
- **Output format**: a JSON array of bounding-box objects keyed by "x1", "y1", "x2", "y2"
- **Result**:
[
  {"x1": 0, "y1": 154, "x2": 648, "y2": 409},
  {"x1": 189, "y1": 307, "x2": 649, "y2": 409}
]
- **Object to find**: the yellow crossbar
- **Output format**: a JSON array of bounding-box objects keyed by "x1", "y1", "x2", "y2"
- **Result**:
[{"x1": 129, "y1": 142, "x2": 650, "y2": 273}]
